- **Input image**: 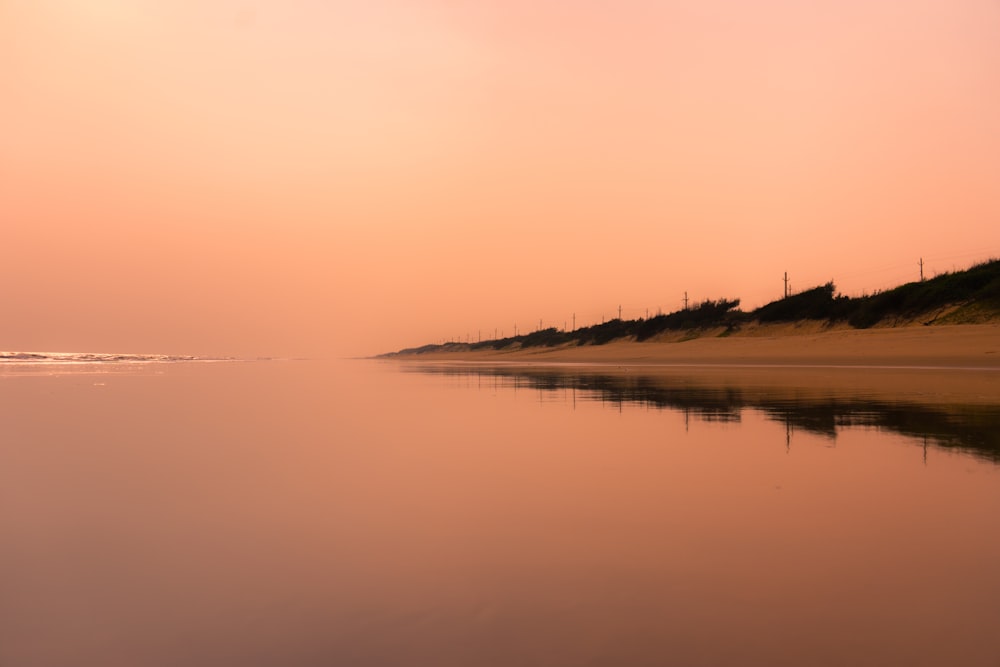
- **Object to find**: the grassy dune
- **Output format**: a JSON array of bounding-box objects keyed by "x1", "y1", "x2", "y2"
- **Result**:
[{"x1": 386, "y1": 259, "x2": 1000, "y2": 358}]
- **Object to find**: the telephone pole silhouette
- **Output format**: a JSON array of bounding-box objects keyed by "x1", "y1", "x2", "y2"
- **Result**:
[
  {"x1": 919, "y1": 257, "x2": 925, "y2": 282},
  {"x1": 783, "y1": 272, "x2": 789, "y2": 298},
  {"x1": 683, "y1": 292, "x2": 689, "y2": 310},
  {"x1": 618, "y1": 304, "x2": 622, "y2": 320}
]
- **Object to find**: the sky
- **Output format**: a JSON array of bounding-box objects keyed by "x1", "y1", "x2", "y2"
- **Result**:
[{"x1": 3, "y1": 0, "x2": 999, "y2": 358}]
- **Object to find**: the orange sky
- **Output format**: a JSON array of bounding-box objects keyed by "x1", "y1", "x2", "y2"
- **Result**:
[{"x1": 3, "y1": 0, "x2": 999, "y2": 357}]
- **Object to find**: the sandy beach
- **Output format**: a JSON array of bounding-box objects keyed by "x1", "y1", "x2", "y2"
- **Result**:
[
  {"x1": 387, "y1": 324, "x2": 1000, "y2": 404},
  {"x1": 392, "y1": 323, "x2": 1000, "y2": 368}
]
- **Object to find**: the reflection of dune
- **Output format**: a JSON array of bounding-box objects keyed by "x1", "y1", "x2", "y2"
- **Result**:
[{"x1": 405, "y1": 364, "x2": 1000, "y2": 463}]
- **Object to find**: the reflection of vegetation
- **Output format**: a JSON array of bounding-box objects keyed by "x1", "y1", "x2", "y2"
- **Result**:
[
  {"x1": 387, "y1": 259, "x2": 1000, "y2": 354},
  {"x1": 408, "y1": 365, "x2": 1000, "y2": 463}
]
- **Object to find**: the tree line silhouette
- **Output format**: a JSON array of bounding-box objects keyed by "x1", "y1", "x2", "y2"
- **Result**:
[{"x1": 391, "y1": 258, "x2": 1000, "y2": 354}]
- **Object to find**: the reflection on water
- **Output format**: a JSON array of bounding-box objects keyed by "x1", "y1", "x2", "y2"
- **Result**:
[
  {"x1": 3, "y1": 360, "x2": 1000, "y2": 667},
  {"x1": 406, "y1": 363, "x2": 1000, "y2": 462}
]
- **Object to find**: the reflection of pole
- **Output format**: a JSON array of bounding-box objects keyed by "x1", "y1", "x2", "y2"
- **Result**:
[
  {"x1": 786, "y1": 417, "x2": 791, "y2": 453},
  {"x1": 923, "y1": 436, "x2": 928, "y2": 465}
]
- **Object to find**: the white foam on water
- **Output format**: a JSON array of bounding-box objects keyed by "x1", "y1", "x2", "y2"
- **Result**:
[{"x1": 0, "y1": 351, "x2": 235, "y2": 365}]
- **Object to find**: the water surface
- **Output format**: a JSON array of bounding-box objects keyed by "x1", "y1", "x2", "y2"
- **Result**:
[{"x1": 2, "y1": 359, "x2": 998, "y2": 666}]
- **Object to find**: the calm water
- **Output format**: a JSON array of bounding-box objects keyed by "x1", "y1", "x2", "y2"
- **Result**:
[{"x1": 2, "y1": 359, "x2": 999, "y2": 667}]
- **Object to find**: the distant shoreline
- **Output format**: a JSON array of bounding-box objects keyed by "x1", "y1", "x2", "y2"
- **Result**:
[
  {"x1": 382, "y1": 322, "x2": 1000, "y2": 370},
  {"x1": 383, "y1": 259, "x2": 1000, "y2": 364}
]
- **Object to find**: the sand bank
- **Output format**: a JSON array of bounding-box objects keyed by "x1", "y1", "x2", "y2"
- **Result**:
[
  {"x1": 388, "y1": 324, "x2": 1000, "y2": 403},
  {"x1": 393, "y1": 323, "x2": 1000, "y2": 369}
]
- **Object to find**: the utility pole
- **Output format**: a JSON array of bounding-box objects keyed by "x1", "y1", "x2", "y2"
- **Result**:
[
  {"x1": 618, "y1": 304, "x2": 622, "y2": 320},
  {"x1": 683, "y1": 292, "x2": 689, "y2": 310},
  {"x1": 919, "y1": 257, "x2": 925, "y2": 282},
  {"x1": 572, "y1": 313, "x2": 576, "y2": 330},
  {"x1": 783, "y1": 272, "x2": 789, "y2": 298},
  {"x1": 645, "y1": 308, "x2": 649, "y2": 320}
]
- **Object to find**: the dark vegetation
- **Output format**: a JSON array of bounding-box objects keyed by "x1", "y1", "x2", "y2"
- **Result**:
[{"x1": 388, "y1": 259, "x2": 1000, "y2": 355}]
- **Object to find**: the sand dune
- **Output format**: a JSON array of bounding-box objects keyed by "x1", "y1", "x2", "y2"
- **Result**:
[{"x1": 392, "y1": 323, "x2": 1000, "y2": 370}]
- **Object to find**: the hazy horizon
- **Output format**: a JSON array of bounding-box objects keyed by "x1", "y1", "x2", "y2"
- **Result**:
[{"x1": 4, "y1": 1, "x2": 999, "y2": 358}]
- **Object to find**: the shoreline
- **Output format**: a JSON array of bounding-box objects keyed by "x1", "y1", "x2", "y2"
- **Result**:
[
  {"x1": 385, "y1": 323, "x2": 1000, "y2": 370},
  {"x1": 383, "y1": 324, "x2": 1000, "y2": 403}
]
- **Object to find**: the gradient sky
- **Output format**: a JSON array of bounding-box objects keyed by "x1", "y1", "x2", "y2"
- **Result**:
[{"x1": 3, "y1": 0, "x2": 999, "y2": 357}]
